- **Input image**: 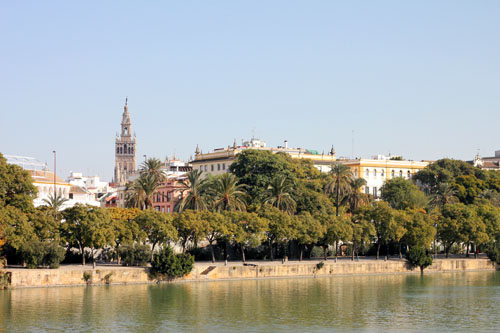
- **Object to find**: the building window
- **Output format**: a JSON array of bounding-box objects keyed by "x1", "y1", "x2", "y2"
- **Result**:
[
  {"x1": 211, "y1": 164, "x2": 214, "y2": 171},
  {"x1": 365, "y1": 169, "x2": 369, "y2": 177},
  {"x1": 373, "y1": 169, "x2": 377, "y2": 177},
  {"x1": 217, "y1": 163, "x2": 220, "y2": 171},
  {"x1": 167, "y1": 206, "x2": 171, "y2": 213},
  {"x1": 69, "y1": 193, "x2": 73, "y2": 199},
  {"x1": 200, "y1": 166, "x2": 202, "y2": 171},
  {"x1": 155, "y1": 206, "x2": 160, "y2": 211},
  {"x1": 381, "y1": 170, "x2": 385, "y2": 178},
  {"x1": 399, "y1": 170, "x2": 403, "y2": 177},
  {"x1": 408, "y1": 170, "x2": 411, "y2": 179},
  {"x1": 222, "y1": 163, "x2": 226, "y2": 170},
  {"x1": 373, "y1": 186, "x2": 378, "y2": 198},
  {"x1": 365, "y1": 186, "x2": 370, "y2": 194},
  {"x1": 354, "y1": 169, "x2": 358, "y2": 177},
  {"x1": 161, "y1": 207, "x2": 165, "y2": 213},
  {"x1": 204, "y1": 165, "x2": 207, "y2": 172},
  {"x1": 391, "y1": 170, "x2": 395, "y2": 178}
]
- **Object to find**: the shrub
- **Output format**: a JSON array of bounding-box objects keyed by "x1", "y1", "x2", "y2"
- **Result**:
[
  {"x1": 316, "y1": 261, "x2": 324, "y2": 270},
  {"x1": 83, "y1": 271, "x2": 92, "y2": 284},
  {"x1": 486, "y1": 243, "x2": 500, "y2": 264},
  {"x1": 19, "y1": 241, "x2": 46, "y2": 269},
  {"x1": 118, "y1": 245, "x2": 151, "y2": 266},
  {"x1": 104, "y1": 272, "x2": 113, "y2": 284},
  {"x1": 19, "y1": 241, "x2": 66, "y2": 269},
  {"x1": 151, "y1": 246, "x2": 194, "y2": 279},
  {"x1": 44, "y1": 243, "x2": 66, "y2": 269},
  {"x1": 406, "y1": 247, "x2": 433, "y2": 273}
]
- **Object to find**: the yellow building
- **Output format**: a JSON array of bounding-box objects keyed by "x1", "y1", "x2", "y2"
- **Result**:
[
  {"x1": 340, "y1": 157, "x2": 429, "y2": 198},
  {"x1": 191, "y1": 138, "x2": 337, "y2": 176}
]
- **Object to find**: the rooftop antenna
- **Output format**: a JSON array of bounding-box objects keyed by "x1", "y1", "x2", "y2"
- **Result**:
[{"x1": 351, "y1": 130, "x2": 354, "y2": 159}]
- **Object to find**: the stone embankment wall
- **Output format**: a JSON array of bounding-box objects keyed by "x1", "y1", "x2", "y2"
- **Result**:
[{"x1": 2, "y1": 258, "x2": 497, "y2": 288}]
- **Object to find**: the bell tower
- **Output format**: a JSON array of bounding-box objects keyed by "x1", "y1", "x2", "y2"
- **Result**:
[{"x1": 114, "y1": 98, "x2": 137, "y2": 185}]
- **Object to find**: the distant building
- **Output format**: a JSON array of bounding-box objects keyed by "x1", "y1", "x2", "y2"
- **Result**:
[
  {"x1": 340, "y1": 155, "x2": 429, "y2": 198},
  {"x1": 116, "y1": 157, "x2": 192, "y2": 210},
  {"x1": 469, "y1": 151, "x2": 500, "y2": 171},
  {"x1": 4, "y1": 155, "x2": 99, "y2": 208},
  {"x1": 66, "y1": 172, "x2": 112, "y2": 198},
  {"x1": 114, "y1": 98, "x2": 137, "y2": 185},
  {"x1": 191, "y1": 138, "x2": 337, "y2": 177}
]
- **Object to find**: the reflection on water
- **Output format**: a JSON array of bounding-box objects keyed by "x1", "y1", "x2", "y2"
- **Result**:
[{"x1": 1, "y1": 272, "x2": 499, "y2": 332}]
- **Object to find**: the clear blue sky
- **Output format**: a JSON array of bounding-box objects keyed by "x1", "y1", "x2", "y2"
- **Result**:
[{"x1": 1, "y1": 1, "x2": 499, "y2": 181}]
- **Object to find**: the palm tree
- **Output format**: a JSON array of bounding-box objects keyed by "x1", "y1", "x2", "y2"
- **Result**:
[
  {"x1": 43, "y1": 192, "x2": 69, "y2": 212},
  {"x1": 431, "y1": 183, "x2": 458, "y2": 207},
  {"x1": 125, "y1": 173, "x2": 162, "y2": 210},
  {"x1": 208, "y1": 173, "x2": 247, "y2": 212},
  {"x1": 479, "y1": 189, "x2": 500, "y2": 207},
  {"x1": 175, "y1": 169, "x2": 209, "y2": 212},
  {"x1": 263, "y1": 175, "x2": 296, "y2": 214},
  {"x1": 325, "y1": 163, "x2": 353, "y2": 216},
  {"x1": 140, "y1": 157, "x2": 166, "y2": 183},
  {"x1": 347, "y1": 177, "x2": 371, "y2": 213}
]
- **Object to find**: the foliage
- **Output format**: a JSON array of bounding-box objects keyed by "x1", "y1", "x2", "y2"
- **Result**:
[
  {"x1": 406, "y1": 246, "x2": 433, "y2": 273},
  {"x1": 263, "y1": 175, "x2": 296, "y2": 214},
  {"x1": 401, "y1": 209, "x2": 436, "y2": 249},
  {"x1": 18, "y1": 240, "x2": 65, "y2": 269},
  {"x1": 62, "y1": 204, "x2": 115, "y2": 265},
  {"x1": 294, "y1": 212, "x2": 324, "y2": 260},
  {"x1": 176, "y1": 169, "x2": 209, "y2": 212},
  {"x1": 173, "y1": 210, "x2": 206, "y2": 252},
  {"x1": 325, "y1": 163, "x2": 353, "y2": 216},
  {"x1": 380, "y1": 178, "x2": 428, "y2": 210},
  {"x1": 225, "y1": 211, "x2": 268, "y2": 262},
  {"x1": 207, "y1": 173, "x2": 248, "y2": 212},
  {"x1": 42, "y1": 193, "x2": 69, "y2": 213},
  {"x1": 134, "y1": 210, "x2": 177, "y2": 258},
  {"x1": 0, "y1": 153, "x2": 37, "y2": 213},
  {"x1": 118, "y1": 244, "x2": 151, "y2": 266},
  {"x1": 151, "y1": 246, "x2": 194, "y2": 279}
]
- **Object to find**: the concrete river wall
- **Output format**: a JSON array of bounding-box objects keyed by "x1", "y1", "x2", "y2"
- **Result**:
[{"x1": 2, "y1": 258, "x2": 497, "y2": 288}]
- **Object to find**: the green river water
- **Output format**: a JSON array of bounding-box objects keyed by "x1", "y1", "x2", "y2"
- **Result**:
[{"x1": 1, "y1": 271, "x2": 499, "y2": 332}]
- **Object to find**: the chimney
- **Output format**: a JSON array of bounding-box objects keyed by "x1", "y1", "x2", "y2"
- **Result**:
[{"x1": 284, "y1": 140, "x2": 288, "y2": 149}]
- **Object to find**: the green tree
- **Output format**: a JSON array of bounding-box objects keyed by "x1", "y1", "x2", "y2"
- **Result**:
[
  {"x1": 347, "y1": 177, "x2": 371, "y2": 213},
  {"x1": 406, "y1": 246, "x2": 433, "y2": 273},
  {"x1": 62, "y1": 205, "x2": 115, "y2": 266},
  {"x1": 380, "y1": 177, "x2": 429, "y2": 210},
  {"x1": 200, "y1": 211, "x2": 231, "y2": 263},
  {"x1": 350, "y1": 214, "x2": 376, "y2": 260},
  {"x1": 325, "y1": 163, "x2": 353, "y2": 216},
  {"x1": 263, "y1": 175, "x2": 296, "y2": 214},
  {"x1": 358, "y1": 201, "x2": 395, "y2": 260},
  {"x1": 208, "y1": 173, "x2": 248, "y2": 212},
  {"x1": 29, "y1": 206, "x2": 61, "y2": 243},
  {"x1": 323, "y1": 214, "x2": 353, "y2": 260},
  {"x1": 139, "y1": 157, "x2": 166, "y2": 183},
  {"x1": 294, "y1": 212, "x2": 324, "y2": 261},
  {"x1": 173, "y1": 210, "x2": 206, "y2": 252},
  {"x1": 403, "y1": 209, "x2": 436, "y2": 250},
  {"x1": 42, "y1": 192, "x2": 68, "y2": 217},
  {"x1": 431, "y1": 183, "x2": 458, "y2": 207},
  {"x1": 258, "y1": 204, "x2": 295, "y2": 260},
  {"x1": 229, "y1": 150, "x2": 298, "y2": 205},
  {"x1": 134, "y1": 210, "x2": 178, "y2": 260},
  {"x1": 176, "y1": 169, "x2": 209, "y2": 212},
  {"x1": 0, "y1": 153, "x2": 37, "y2": 213},
  {"x1": 225, "y1": 211, "x2": 268, "y2": 263},
  {"x1": 151, "y1": 246, "x2": 194, "y2": 279}
]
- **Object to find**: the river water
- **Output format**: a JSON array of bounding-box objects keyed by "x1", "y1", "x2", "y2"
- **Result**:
[{"x1": 1, "y1": 271, "x2": 499, "y2": 332}]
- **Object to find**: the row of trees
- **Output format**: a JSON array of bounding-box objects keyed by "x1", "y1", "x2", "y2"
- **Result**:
[{"x1": 2, "y1": 151, "x2": 500, "y2": 270}]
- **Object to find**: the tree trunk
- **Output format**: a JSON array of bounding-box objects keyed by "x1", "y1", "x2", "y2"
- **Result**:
[
  {"x1": 336, "y1": 180, "x2": 340, "y2": 216},
  {"x1": 399, "y1": 242, "x2": 402, "y2": 260},
  {"x1": 241, "y1": 245, "x2": 246, "y2": 263},
  {"x1": 335, "y1": 240, "x2": 338, "y2": 260},
  {"x1": 376, "y1": 241, "x2": 381, "y2": 260},
  {"x1": 210, "y1": 242, "x2": 216, "y2": 263},
  {"x1": 79, "y1": 244, "x2": 85, "y2": 265},
  {"x1": 299, "y1": 245, "x2": 303, "y2": 262},
  {"x1": 151, "y1": 242, "x2": 157, "y2": 262},
  {"x1": 323, "y1": 246, "x2": 328, "y2": 261},
  {"x1": 224, "y1": 242, "x2": 228, "y2": 261},
  {"x1": 466, "y1": 242, "x2": 470, "y2": 258},
  {"x1": 420, "y1": 266, "x2": 424, "y2": 274},
  {"x1": 92, "y1": 248, "x2": 96, "y2": 269},
  {"x1": 351, "y1": 241, "x2": 355, "y2": 261},
  {"x1": 268, "y1": 239, "x2": 273, "y2": 261}
]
